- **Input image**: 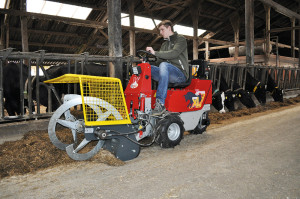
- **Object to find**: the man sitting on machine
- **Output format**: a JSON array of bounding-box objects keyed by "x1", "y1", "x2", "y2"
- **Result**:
[{"x1": 145, "y1": 20, "x2": 189, "y2": 115}]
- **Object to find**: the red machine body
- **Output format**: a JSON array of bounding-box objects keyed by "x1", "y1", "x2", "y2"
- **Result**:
[{"x1": 124, "y1": 62, "x2": 212, "y2": 114}]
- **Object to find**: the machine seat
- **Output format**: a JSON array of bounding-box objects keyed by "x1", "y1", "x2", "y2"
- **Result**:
[{"x1": 168, "y1": 65, "x2": 193, "y2": 88}]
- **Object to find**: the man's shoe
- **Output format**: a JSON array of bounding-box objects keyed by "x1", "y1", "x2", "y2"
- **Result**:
[{"x1": 152, "y1": 101, "x2": 166, "y2": 116}]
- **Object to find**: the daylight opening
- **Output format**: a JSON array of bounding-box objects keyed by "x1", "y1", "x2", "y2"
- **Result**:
[
  {"x1": 121, "y1": 13, "x2": 206, "y2": 37},
  {"x1": 26, "y1": 0, "x2": 92, "y2": 20}
]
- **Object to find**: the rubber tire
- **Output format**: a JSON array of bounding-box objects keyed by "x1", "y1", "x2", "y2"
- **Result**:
[
  {"x1": 191, "y1": 112, "x2": 210, "y2": 135},
  {"x1": 156, "y1": 115, "x2": 184, "y2": 148}
]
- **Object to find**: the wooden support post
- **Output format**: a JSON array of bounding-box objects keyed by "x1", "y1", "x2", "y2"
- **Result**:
[
  {"x1": 245, "y1": 0, "x2": 255, "y2": 66},
  {"x1": 193, "y1": 20, "x2": 199, "y2": 60},
  {"x1": 291, "y1": 17, "x2": 295, "y2": 60},
  {"x1": 107, "y1": 0, "x2": 122, "y2": 79},
  {"x1": 230, "y1": 12, "x2": 240, "y2": 61},
  {"x1": 5, "y1": 24, "x2": 9, "y2": 48},
  {"x1": 20, "y1": 0, "x2": 28, "y2": 53},
  {"x1": 189, "y1": 0, "x2": 202, "y2": 60},
  {"x1": 0, "y1": 16, "x2": 4, "y2": 50},
  {"x1": 20, "y1": 16, "x2": 29, "y2": 52},
  {"x1": 20, "y1": 0, "x2": 28, "y2": 66},
  {"x1": 264, "y1": 5, "x2": 271, "y2": 65},
  {"x1": 205, "y1": 41, "x2": 209, "y2": 61},
  {"x1": 4, "y1": 0, "x2": 10, "y2": 49},
  {"x1": 127, "y1": 0, "x2": 136, "y2": 56}
]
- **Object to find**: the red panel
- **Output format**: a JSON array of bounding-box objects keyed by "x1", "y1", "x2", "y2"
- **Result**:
[
  {"x1": 165, "y1": 79, "x2": 212, "y2": 112},
  {"x1": 125, "y1": 63, "x2": 153, "y2": 114}
]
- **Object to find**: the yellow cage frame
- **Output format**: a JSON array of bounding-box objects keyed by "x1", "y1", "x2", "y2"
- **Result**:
[{"x1": 44, "y1": 74, "x2": 131, "y2": 126}]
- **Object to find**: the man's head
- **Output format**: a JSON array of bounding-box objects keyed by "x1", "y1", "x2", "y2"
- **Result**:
[{"x1": 158, "y1": 20, "x2": 174, "y2": 39}]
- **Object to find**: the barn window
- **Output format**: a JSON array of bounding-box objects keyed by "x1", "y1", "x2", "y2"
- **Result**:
[
  {"x1": 121, "y1": 13, "x2": 206, "y2": 37},
  {"x1": 175, "y1": 25, "x2": 206, "y2": 37},
  {"x1": 26, "y1": 0, "x2": 92, "y2": 20},
  {"x1": 0, "y1": 0, "x2": 5, "y2": 8}
]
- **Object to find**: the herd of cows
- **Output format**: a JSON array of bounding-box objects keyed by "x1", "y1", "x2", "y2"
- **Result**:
[
  {"x1": 2, "y1": 62, "x2": 108, "y2": 116},
  {"x1": 210, "y1": 68, "x2": 283, "y2": 113},
  {"x1": 1, "y1": 61, "x2": 283, "y2": 117}
]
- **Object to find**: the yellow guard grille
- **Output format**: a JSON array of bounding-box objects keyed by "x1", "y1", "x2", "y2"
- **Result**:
[{"x1": 44, "y1": 74, "x2": 131, "y2": 126}]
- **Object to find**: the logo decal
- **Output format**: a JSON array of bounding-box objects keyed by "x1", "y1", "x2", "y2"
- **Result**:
[
  {"x1": 130, "y1": 76, "x2": 140, "y2": 89},
  {"x1": 184, "y1": 91, "x2": 205, "y2": 109}
]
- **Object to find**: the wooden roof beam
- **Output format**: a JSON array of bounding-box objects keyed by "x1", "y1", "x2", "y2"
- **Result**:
[
  {"x1": 9, "y1": 40, "x2": 112, "y2": 51},
  {"x1": 9, "y1": 27, "x2": 87, "y2": 38},
  {"x1": 269, "y1": 26, "x2": 300, "y2": 33},
  {"x1": 200, "y1": 38, "x2": 236, "y2": 46},
  {"x1": 206, "y1": 0, "x2": 236, "y2": 10},
  {"x1": 9, "y1": 40, "x2": 78, "y2": 49},
  {"x1": 198, "y1": 13, "x2": 224, "y2": 21},
  {"x1": 0, "y1": 9, "x2": 107, "y2": 29},
  {"x1": 142, "y1": 0, "x2": 159, "y2": 32},
  {"x1": 0, "y1": 9, "x2": 159, "y2": 34},
  {"x1": 257, "y1": 0, "x2": 300, "y2": 20},
  {"x1": 145, "y1": 0, "x2": 185, "y2": 10}
]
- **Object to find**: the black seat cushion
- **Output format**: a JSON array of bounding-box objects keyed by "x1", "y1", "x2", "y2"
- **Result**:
[{"x1": 168, "y1": 65, "x2": 193, "y2": 88}]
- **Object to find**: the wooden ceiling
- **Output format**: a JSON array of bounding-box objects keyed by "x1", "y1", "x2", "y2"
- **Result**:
[{"x1": 0, "y1": 0, "x2": 299, "y2": 59}]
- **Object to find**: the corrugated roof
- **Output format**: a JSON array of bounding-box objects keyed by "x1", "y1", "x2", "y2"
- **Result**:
[{"x1": 1, "y1": 0, "x2": 298, "y2": 59}]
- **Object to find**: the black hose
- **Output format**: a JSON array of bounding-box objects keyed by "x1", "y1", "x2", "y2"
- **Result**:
[{"x1": 104, "y1": 116, "x2": 159, "y2": 147}]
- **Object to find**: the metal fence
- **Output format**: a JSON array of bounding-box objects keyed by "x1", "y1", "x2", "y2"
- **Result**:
[
  {"x1": 0, "y1": 48, "x2": 138, "y2": 123},
  {"x1": 0, "y1": 49, "x2": 299, "y2": 123},
  {"x1": 208, "y1": 63, "x2": 300, "y2": 92}
]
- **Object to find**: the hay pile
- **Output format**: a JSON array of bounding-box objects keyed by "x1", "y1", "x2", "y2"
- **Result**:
[
  {"x1": 209, "y1": 96, "x2": 300, "y2": 123},
  {"x1": 0, "y1": 96, "x2": 299, "y2": 179},
  {"x1": 0, "y1": 130, "x2": 124, "y2": 179}
]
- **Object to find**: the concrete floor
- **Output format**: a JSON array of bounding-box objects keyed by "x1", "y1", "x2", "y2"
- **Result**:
[{"x1": 0, "y1": 105, "x2": 299, "y2": 199}]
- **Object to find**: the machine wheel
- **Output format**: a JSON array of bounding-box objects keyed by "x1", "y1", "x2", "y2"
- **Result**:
[
  {"x1": 155, "y1": 115, "x2": 184, "y2": 148},
  {"x1": 48, "y1": 96, "x2": 122, "y2": 151},
  {"x1": 191, "y1": 112, "x2": 210, "y2": 134},
  {"x1": 48, "y1": 96, "x2": 124, "y2": 160}
]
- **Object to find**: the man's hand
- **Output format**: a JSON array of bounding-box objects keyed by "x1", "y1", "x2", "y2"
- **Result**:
[{"x1": 146, "y1": 47, "x2": 155, "y2": 55}]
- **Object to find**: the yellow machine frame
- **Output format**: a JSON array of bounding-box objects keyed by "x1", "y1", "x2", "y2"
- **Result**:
[{"x1": 44, "y1": 74, "x2": 131, "y2": 126}]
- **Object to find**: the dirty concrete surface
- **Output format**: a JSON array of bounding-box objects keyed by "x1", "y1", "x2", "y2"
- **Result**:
[{"x1": 0, "y1": 105, "x2": 299, "y2": 199}]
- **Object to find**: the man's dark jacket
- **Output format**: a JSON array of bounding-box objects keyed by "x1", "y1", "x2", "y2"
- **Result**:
[{"x1": 155, "y1": 32, "x2": 189, "y2": 79}]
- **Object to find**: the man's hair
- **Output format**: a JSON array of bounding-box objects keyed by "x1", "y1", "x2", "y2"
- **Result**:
[{"x1": 158, "y1": 20, "x2": 174, "y2": 32}]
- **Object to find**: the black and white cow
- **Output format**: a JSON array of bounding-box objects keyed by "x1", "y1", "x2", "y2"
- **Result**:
[
  {"x1": 2, "y1": 62, "x2": 32, "y2": 116},
  {"x1": 211, "y1": 83, "x2": 225, "y2": 113},
  {"x1": 32, "y1": 63, "x2": 108, "y2": 111},
  {"x1": 266, "y1": 74, "x2": 283, "y2": 102},
  {"x1": 232, "y1": 81, "x2": 256, "y2": 108},
  {"x1": 219, "y1": 74, "x2": 235, "y2": 112},
  {"x1": 246, "y1": 71, "x2": 266, "y2": 105}
]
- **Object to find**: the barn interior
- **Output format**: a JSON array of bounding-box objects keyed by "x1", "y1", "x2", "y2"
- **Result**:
[
  {"x1": 0, "y1": 0, "x2": 300, "y2": 188},
  {"x1": 0, "y1": 0, "x2": 299, "y2": 68}
]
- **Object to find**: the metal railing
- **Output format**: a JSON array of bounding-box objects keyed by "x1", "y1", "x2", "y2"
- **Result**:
[
  {"x1": 208, "y1": 62, "x2": 299, "y2": 92},
  {"x1": 0, "y1": 49, "x2": 299, "y2": 123},
  {"x1": 0, "y1": 48, "x2": 138, "y2": 123}
]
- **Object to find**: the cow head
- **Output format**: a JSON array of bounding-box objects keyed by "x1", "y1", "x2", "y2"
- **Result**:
[
  {"x1": 235, "y1": 89, "x2": 256, "y2": 108},
  {"x1": 212, "y1": 89, "x2": 225, "y2": 113},
  {"x1": 266, "y1": 74, "x2": 283, "y2": 102},
  {"x1": 271, "y1": 87, "x2": 283, "y2": 102},
  {"x1": 223, "y1": 91, "x2": 235, "y2": 112},
  {"x1": 253, "y1": 83, "x2": 266, "y2": 104}
]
